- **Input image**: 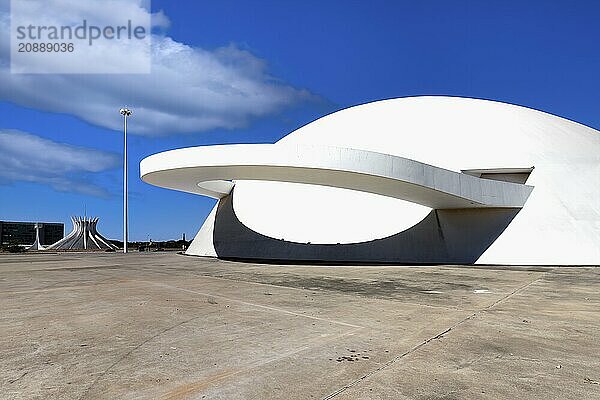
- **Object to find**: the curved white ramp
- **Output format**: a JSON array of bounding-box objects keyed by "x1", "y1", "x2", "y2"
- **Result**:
[{"x1": 140, "y1": 144, "x2": 533, "y2": 209}]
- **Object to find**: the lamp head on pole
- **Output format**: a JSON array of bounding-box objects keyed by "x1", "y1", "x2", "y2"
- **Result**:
[{"x1": 120, "y1": 108, "x2": 132, "y2": 116}]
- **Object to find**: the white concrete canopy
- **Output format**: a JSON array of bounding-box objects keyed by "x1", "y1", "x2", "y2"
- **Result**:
[{"x1": 140, "y1": 144, "x2": 533, "y2": 209}]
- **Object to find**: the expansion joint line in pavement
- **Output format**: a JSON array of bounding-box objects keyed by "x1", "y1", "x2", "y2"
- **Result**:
[
  {"x1": 146, "y1": 282, "x2": 364, "y2": 329},
  {"x1": 187, "y1": 271, "x2": 465, "y2": 312},
  {"x1": 78, "y1": 279, "x2": 364, "y2": 399},
  {"x1": 148, "y1": 281, "x2": 365, "y2": 329},
  {"x1": 77, "y1": 314, "x2": 204, "y2": 400},
  {"x1": 321, "y1": 271, "x2": 551, "y2": 400}
]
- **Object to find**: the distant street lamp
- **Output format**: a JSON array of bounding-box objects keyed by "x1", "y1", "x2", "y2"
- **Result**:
[{"x1": 120, "y1": 107, "x2": 132, "y2": 253}]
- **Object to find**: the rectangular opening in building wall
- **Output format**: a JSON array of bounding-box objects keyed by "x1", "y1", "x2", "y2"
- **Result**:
[{"x1": 461, "y1": 167, "x2": 534, "y2": 184}]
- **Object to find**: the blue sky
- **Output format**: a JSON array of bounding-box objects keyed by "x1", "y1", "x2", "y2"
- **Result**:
[{"x1": 1, "y1": 0, "x2": 599, "y2": 241}]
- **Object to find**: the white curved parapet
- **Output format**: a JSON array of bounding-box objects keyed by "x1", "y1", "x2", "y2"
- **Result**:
[{"x1": 140, "y1": 144, "x2": 533, "y2": 209}]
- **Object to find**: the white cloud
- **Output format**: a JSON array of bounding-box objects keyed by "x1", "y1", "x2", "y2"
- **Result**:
[
  {"x1": 0, "y1": 129, "x2": 120, "y2": 196},
  {"x1": 0, "y1": 0, "x2": 311, "y2": 135}
]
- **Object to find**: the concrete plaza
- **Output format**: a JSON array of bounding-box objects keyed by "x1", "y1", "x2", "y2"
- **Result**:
[{"x1": 1, "y1": 253, "x2": 599, "y2": 399}]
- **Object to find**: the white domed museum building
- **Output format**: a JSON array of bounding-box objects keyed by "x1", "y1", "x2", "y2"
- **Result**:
[{"x1": 141, "y1": 97, "x2": 600, "y2": 265}]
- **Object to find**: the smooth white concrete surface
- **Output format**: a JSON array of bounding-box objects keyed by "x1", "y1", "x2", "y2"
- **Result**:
[
  {"x1": 186, "y1": 206, "x2": 217, "y2": 257},
  {"x1": 234, "y1": 97, "x2": 600, "y2": 264},
  {"x1": 140, "y1": 144, "x2": 532, "y2": 209},
  {"x1": 234, "y1": 181, "x2": 429, "y2": 244}
]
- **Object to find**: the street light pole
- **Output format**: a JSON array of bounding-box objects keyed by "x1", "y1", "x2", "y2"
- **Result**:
[{"x1": 120, "y1": 107, "x2": 132, "y2": 253}]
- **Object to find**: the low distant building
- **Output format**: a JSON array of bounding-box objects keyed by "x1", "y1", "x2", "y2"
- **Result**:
[{"x1": 0, "y1": 221, "x2": 64, "y2": 246}]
